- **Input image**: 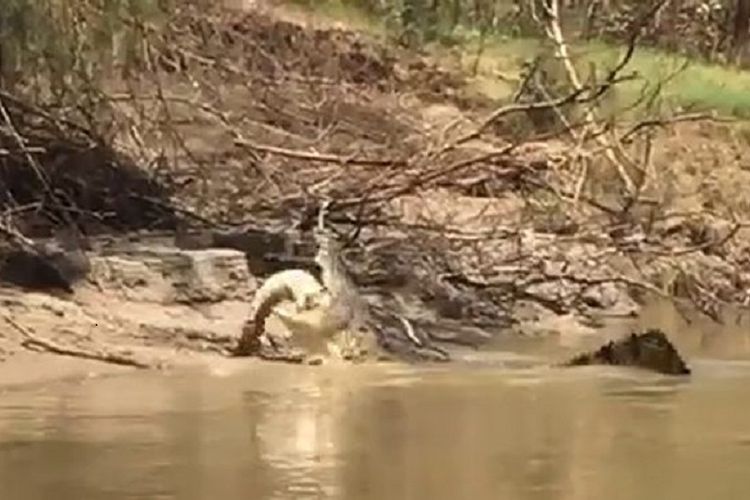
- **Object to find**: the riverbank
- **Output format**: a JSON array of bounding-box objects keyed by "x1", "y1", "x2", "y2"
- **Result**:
[{"x1": 0, "y1": 231, "x2": 745, "y2": 390}]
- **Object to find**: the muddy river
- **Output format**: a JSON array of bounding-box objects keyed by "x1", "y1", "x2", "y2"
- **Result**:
[
  {"x1": 0, "y1": 301, "x2": 749, "y2": 500},
  {"x1": 1, "y1": 339, "x2": 750, "y2": 500}
]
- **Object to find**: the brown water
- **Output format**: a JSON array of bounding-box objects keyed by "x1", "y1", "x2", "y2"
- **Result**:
[
  {"x1": 0, "y1": 297, "x2": 747, "y2": 500},
  {"x1": 1, "y1": 348, "x2": 750, "y2": 500}
]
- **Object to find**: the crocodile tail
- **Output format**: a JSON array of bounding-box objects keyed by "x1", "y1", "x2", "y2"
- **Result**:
[
  {"x1": 234, "y1": 277, "x2": 295, "y2": 356},
  {"x1": 234, "y1": 269, "x2": 326, "y2": 356}
]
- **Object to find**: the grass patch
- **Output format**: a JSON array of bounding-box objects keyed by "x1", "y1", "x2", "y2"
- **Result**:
[
  {"x1": 278, "y1": 0, "x2": 750, "y2": 118},
  {"x1": 279, "y1": 0, "x2": 390, "y2": 37},
  {"x1": 448, "y1": 36, "x2": 750, "y2": 118},
  {"x1": 576, "y1": 42, "x2": 750, "y2": 118}
]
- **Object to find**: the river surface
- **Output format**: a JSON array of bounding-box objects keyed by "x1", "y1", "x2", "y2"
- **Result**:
[
  {"x1": 1, "y1": 344, "x2": 750, "y2": 500},
  {"x1": 0, "y1": 300, "x2": 749, "y2": 500}
]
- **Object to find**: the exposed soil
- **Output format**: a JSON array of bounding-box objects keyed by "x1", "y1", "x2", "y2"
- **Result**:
[{"x1": 0, "y1": 240, "x2": 257, "y2": 386}]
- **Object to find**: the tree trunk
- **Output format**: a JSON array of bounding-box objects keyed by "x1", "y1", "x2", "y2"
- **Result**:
[{"x1": 731, "y1": 0, "x2": 750, "y2": 65}]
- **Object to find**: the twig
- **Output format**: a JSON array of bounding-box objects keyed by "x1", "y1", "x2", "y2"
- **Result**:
[
  {"x1": 0, "y1": 89, "x2": 96, "y2": 142},
  {"x1": 2, "y1": 315, "x2": 157, "y2": 369},
  {"x1": 620, "y1": 111, "x2": 729, "y2": 144},
  {"x1": 465, "y1": 73, "x2": 636, "y2": 142},
  {"x1": 234, "y1": 138, "x2": 406, "y2": 167},
  {"x1": 647, "y1": 222, "x2": 744, "y2": 257},
  {"x1": 336, "y1": 145, "x2": 520, "y2": 211},
  {"x1": 128, "y1": 193, "x2": 220, "y2": 228},
  {"x1": 0, "y1": 146, "x2": 46, "y2": 156},
  {"x1": 0, "y1": 94, "x2": 79, "y2": 231}
]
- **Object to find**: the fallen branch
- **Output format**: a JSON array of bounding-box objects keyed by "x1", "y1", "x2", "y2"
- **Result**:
[
  {"x1": 234, "y1": 138, "x2": 406, "y2": 167},
  {"x1": 451, "y1": 73, "x2": 637, "y2": 148},
  {"x1": 647, "y1": 222, "x2": 744, "y2": 257},
  {"x1": 2, "y1": 314, "x2": 161, "y2": 369},
  {"x1": 620, "y1": 111, "x2": 731, "y2": 144}
]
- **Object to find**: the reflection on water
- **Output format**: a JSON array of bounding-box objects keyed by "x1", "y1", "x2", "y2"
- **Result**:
[{"x1": 1, "y1": 355, "x2": 750, "y2": 500}]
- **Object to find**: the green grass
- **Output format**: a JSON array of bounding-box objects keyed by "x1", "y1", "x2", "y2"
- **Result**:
[
  {"x1": 576, "y1": 42, "x2": 750, "y2": 118},
  {"x1": 442, "y1": 35, "x2": 750, "y2": 118},
  {"x1": 281, "y1": 0, "x2": 390, "y2": 37},
  {"x1": 278, "y1": 0, "x2": 750, "y2": 119}
]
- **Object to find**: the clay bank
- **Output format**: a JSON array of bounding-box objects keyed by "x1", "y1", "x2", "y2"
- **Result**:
[{"x1": 0, "y1": 222, "x2": 700, "y2": 388}]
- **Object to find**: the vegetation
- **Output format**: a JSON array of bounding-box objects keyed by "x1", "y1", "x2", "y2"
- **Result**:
[
  {"x1": 0, "y1": 0, "x2": 174, "y2": 98},
  {"x1": 4, "y1": 1, "x2": 750, "y2": 117},
  {"x1": 284, "y1": 0, "x2": 750, "y2": 118}
]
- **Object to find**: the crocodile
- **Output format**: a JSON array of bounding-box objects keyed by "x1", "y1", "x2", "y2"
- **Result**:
[{"x1": 233, "y1": 203, "x2": 690, "y2": 375}]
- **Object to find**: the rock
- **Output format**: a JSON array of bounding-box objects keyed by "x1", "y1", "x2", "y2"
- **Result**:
[
  {"x1": 176, "y1": 227, "x2": 295, "y2": 275},
  {"x1": 561, "y1": 328, "x2": 691, "y2": 376},
  {"x1": 89, "y1": 246, "x2": 255, "y2": 304},
  {"x1": 580, "y1": 282, "x2": 639, "y2": 316},
  {"x1": 173, "y1": 226, "x2": 325, "y2": 277}
]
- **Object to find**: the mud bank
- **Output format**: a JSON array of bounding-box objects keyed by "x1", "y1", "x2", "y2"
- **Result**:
[
  {"x1": 0, "y1": 240, "x2": 257, "y2": 387},
  {"x1": 0, "y1": 228, "x2": 715, "y2": 389}
]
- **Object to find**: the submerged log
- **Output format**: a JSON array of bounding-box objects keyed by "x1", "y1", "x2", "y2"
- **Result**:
[{"x1": 562, "y1": 328, "x2": 691, "y2": 375}]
